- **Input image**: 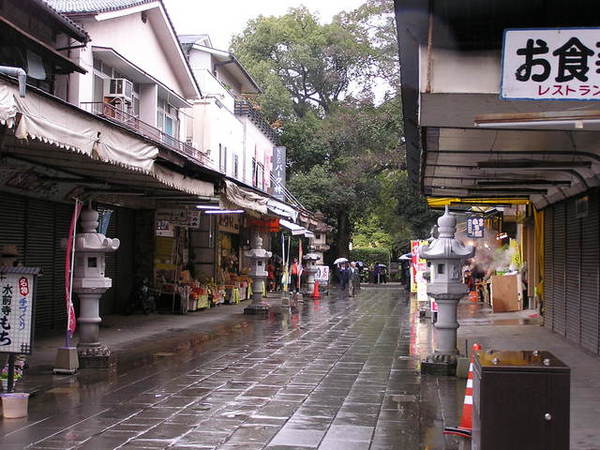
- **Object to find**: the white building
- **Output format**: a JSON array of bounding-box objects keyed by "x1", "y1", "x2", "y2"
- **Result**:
[
  {"x1": 180, "y1": 35, "x2": 277, "y2": 192},
  {"x1": 48, "y1": 0, "x2": 206, "y2": 164}
]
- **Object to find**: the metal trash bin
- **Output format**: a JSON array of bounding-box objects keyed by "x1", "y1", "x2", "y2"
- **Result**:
[{"x1": 472, "y1": 350, "x2": 570, "y2": 450}]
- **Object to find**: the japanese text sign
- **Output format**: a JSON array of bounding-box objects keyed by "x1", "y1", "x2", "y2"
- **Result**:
[
  {"x1": 466, "y1": 216, "x2": 485, "y2": 238},
  {"x1": 0, "y1": 271, "x2": 35, "y2": 354},
  {"x1": 314, "y1": 265, "x2": 330, "y2": 282},
  {"x1": 272, "y1": 146, "x2": 287, "y2": 200},
  {"x1": 502, "y1": 28, "x2": 600, "y2": 101}
]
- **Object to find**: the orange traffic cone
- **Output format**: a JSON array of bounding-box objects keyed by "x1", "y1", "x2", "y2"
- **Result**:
[
  {"x1": 443, "y1": 343, "x2": 482, "y2": 439},
  {"x1": 312, "y1": 280, "x2": 320, "y2": 299}
]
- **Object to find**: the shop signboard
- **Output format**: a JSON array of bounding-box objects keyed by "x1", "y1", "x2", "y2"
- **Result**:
[
  {"x1": 272, "y1": 146, "x2": 286, "y2": 200},
  {"x1": 314, "y1": 265, "x2": 330, "y2": 282},
  {"x1": 502, "y1": 28, "x2": 600, "y2": 101},
  {"x1": 410, "y1": 240, "x2": 429, "y2": 296},
  {"x1": 467, "y1": 215, "x2": 485, "y2": 238},
  {"x1": 218, "y1": 214, "x2": 241, "y2": 234},
  {"x1": 0, "y1": 268, "x2": 37, "y2": 355}
]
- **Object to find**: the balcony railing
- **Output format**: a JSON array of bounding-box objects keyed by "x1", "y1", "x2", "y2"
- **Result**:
[
  {"x1": 234, "y1": 99, "x2": 279, "y2": 144},
  {"x1": 80, "y1": 102, "x2": 210, "y2": 166}
]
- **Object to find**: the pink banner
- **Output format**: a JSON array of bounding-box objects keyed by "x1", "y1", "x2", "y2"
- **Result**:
[{"x1": 65, "y1": 200, "x2": 82, "y2": 336}]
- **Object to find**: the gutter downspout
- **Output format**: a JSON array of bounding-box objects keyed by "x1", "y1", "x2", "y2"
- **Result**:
[{"x1": 0, "y1": 66, "x2": 27, "y2": 97}]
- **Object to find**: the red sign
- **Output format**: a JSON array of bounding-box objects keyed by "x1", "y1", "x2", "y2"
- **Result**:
[{"x1": 18, "y1": 277, "x2": 29, "y2": 296}]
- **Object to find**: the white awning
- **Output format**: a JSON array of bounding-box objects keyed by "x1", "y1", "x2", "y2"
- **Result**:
[
  {"x1": 223, "y1": 180, "x2": 268, "y2": 216},
  {"x1": 267, "y1": 198, "x2": 298, "y2": 221},
  {"x1": 1, "y1": 80, "x2": 214, "y2": 197},
  {"x1": 280, "y1": 219, "x2": 309, "y2": 236}
]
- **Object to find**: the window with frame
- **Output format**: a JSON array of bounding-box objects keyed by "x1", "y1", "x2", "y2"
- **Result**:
[
  {"x1": 233, "y1": 154, "x2": 239, "y2": 179},
  {"x1": 157, "y1": 97, "x2": 179, "y2": 138}
]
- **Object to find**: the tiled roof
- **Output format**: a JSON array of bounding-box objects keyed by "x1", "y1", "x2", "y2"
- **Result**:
[
  {"x1": 45, "y1": 0, "x2": 155, "y2": 14},
  {"x1": 35, "y1": 0, "x2": 90, "y2": 41}
]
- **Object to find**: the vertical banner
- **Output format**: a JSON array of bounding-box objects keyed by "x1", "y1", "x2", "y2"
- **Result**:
[
  {"x1": 65, "y1": 199, "x2": 82, "y2": 339},
  {"x1": 272, "y1": 146, "x2": 286, "y2": 200}
]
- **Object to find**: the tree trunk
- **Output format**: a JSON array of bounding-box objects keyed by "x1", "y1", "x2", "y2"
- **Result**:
[{"x1": 336, "y1": 210, "x2": 351, "y2": 258}]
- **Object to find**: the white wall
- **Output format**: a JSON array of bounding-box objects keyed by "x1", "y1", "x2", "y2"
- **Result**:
[
  {"x1": 420, "y1": 46, "x2": 501, "y2": 94},
  {"x1": 70, "y1": 12, "x2": 185, "y2": 107},
  {"x1": 242, "y1": 117, "x2": 274, "y2": 191},
  {"x1": 191, "y1": 101, "x2": 243, "y2": 175}
]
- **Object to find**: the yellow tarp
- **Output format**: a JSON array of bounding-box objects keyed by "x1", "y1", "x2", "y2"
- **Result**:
[{"x1": 427, "y1": 197, "x2": 530, "y2": 208}]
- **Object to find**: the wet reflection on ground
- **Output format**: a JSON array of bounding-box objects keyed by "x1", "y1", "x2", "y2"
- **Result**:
[{"x1": 1, "y1": 287, "x2": 462, "y2": 449}]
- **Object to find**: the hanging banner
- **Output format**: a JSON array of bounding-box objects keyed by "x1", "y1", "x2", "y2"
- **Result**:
[
  {"x1": 65, "y1": 200, "x2": 82, "y2": 336},
  {"x1": 315, "y1": 265, "x2": 330, "y2": 282},
  {"x1": 410, "y1": 240, "x2": 429, "y2": 298},
  {"x1": 0, "y1": 268, "x2": 38, "y2": 354},
  {"x1": 272, "y1": 146, "x2": 287, "y2": 200}
]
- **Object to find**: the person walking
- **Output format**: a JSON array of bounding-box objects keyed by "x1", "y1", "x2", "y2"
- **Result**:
[
  {"x1": 290, "y1": 258, "x2": 300, "y2": 294},
  {"x1": 339, "y1": 262, "x2": 351, "y2": 294},
  {"x1": 350, "y1": 262, "x2": 360, "y2": 296}
]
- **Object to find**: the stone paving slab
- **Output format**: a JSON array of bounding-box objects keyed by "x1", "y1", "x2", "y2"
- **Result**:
[{"x1": 1, "y1": 287, "x2": 464, "y2": 449}]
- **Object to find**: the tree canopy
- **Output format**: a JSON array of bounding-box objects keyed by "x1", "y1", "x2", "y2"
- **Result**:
[{"x1": 231, "y1": 1, "x2": 438, "y2": 261}]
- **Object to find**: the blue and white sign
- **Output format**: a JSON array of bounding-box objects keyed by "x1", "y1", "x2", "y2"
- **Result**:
[
  {"x1": 466, "y1": 216, "x2": 485, "y2": 239},
  {"x1": 502, "y1": 28, "x2": 600, "y2": 101}
]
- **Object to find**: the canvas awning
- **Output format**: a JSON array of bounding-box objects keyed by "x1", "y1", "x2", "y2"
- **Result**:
[
  {"x1": 223, "y1": 180, "x2": 268, "y2": 216},
  {"x1": 0, "y1": 80, "x2": 214, "y2": 197},
  {"x1": 267, "y1": 198, "x2": 298, "y2": 221},
  {"x1": 280, "y1": 219, "x2": 308, "y2": 236}
]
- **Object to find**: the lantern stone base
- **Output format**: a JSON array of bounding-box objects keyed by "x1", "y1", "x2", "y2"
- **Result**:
[
  {"x1": 244, "y1": 302, "x2": 270, "y2": 315},
  {"x1": 78, "y1": 344, "x2": 114, "y2": 369},
  {"x1": 421, "y1": 353, "x2": 457, "y2": 376},
  {"x1": 53, "y1": 347, "x2": 79, "y2": 374}
]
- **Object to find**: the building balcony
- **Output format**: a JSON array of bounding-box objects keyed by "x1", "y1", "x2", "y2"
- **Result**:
[
  {"x1": 234, "y1": 99, "x2": 279, "y2": 145},
  {"x1": 80, "y1": 101, "x2": 210, "y2": 166}
]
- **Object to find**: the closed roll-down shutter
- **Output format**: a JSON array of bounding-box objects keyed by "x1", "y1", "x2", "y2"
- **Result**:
[
  {"x1": 581, "y1": 190, "x2": 600, "y2": 355},
  {"x1": 552, "y1": 202, "x2": 566, "y2": 336},
  {"x1": 565, "y1": 199, "x2": 581, "y2": 344},
  {"x1": 544, "y1": 206, "x2": 553, "y2": 331}
]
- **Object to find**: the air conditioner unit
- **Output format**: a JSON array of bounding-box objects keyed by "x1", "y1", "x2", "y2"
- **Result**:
[{"x1": 104, "y1": 78, "x2": 133, "y2": 102}]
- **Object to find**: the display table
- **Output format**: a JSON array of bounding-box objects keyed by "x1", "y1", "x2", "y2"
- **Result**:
[{"x1": 490, "y1": 274, "x2": 522, "y2": 312}]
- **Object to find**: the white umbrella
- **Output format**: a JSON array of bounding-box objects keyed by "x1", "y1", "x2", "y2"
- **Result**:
[{"x1": 333, "y1": 257, "x2": 348, "y2": 265}]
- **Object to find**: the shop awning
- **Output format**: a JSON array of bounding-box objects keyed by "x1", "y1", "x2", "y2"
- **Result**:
[
  {"x1": 0, "y1": 81, "x2": 214, "y2": 198},
  {"x1": 427, "y1": 197, "x2": 530, "y2": 209},
  {"x1": 223, "y1": 180, "x2": 268, "y2": 216},
  {"x1": 280, "y1": 219, "x2": 308, "y2": 236},
  {"x1": 267, "y1": 198, "x2": 298, "y2": 221}
]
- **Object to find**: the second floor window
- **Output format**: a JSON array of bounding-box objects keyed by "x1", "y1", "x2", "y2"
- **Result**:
[
  {"x1": 219, "y1": 144, "x2": 227, "y2": 173},
  {"x1": 157, "y1": 97, "x2": 179, "y2": 138}
]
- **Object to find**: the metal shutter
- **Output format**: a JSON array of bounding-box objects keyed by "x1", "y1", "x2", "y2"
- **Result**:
[
  {"x1": 0, "y1": 192, "x2": 26, "y2": 256},
  {"x1": 544, "y1": 206, "x2": 554, "y2": 331},
  {"x1": 24, "y1": 199, "x2": 57, "y2": 330},
  {"x1": 581, "y1": 189, "x2": 600, "y2": 355},
  {"x1": 552, "y1": 202, "x2": 567, "y2": 336},
  {"x1": 565, "y1": 198, "x2": 581, "y2": 345}
]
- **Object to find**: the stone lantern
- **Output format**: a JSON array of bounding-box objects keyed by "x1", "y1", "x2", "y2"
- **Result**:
[
  {"x1": 244, "y1": 233, "x2": 272, "y2": 315},
  {"x1": 302, "y1": 248, "x2": 320, "y2": 294},
  {"x1": 73, "y1": 206, "x2": 120, "y2": 368},
  {"x1": 419, "y1": 207, "x2": 474, "y2": 374}
]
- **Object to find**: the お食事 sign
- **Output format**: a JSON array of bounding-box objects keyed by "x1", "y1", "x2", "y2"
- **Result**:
[{"x1": 502, "y1": 28, "x2": 600, "y2": 101}]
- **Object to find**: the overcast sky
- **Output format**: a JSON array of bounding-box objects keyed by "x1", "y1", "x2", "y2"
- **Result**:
[{"x1": 163, "y1": 0, "x2": 366, "y2": 50}]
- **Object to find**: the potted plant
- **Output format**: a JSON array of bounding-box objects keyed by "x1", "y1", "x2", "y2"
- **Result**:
[
  {"x1": 1, "y1": 359, "x2": 24, "y2": 391},
  {"x1": 1, "y1": 359, "x2": 29, "y2": 418}
]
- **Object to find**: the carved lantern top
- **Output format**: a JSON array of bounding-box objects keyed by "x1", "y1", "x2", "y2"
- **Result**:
[{"x1": 419, "y1": 207, "x2": 474, "y2": 262}]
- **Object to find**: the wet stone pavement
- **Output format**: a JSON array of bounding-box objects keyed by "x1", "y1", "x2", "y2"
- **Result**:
[{"x1": 1, "y1": 287, "x2": 462, "y2": 449}]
